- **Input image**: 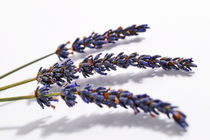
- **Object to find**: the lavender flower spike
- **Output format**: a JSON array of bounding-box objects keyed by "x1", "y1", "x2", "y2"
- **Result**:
[
  {"x1": 49, "y1": 83, "x2": 188, "y2": 129},
  {"x1": 77, "y1": 52, "x2": 197, "y2": 78},
  {"x1": 76, "y1": 84, "x2": 188, "y2": 129},
  {"x1": 55, "y1": 24, "x2": 149, "y2": 59},
  {"x1": 36, "y1": 52, "x2": 197, "y2": 86},
  {"x1": 71, "y1": 24, "x2": 149, "y2": 53}
]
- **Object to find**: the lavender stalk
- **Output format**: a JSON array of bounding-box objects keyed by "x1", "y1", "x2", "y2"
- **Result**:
[
  {"x1": 0, "y1": 24, "x2": 149, "y2": 79},
  {"x1": 0, "y1": 83, "x2": 188, "y2": 129},
  {"x1": 0, "y1": 52, "x2": 197, "y2": 91},
  {"x1": 38, "y1": 52, "x2": 197, "y2": 86}
]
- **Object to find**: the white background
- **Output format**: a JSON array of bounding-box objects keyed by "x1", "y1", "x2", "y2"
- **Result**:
[{"x1": 0, "y1": 0, "x2": 209, "y2": 139}]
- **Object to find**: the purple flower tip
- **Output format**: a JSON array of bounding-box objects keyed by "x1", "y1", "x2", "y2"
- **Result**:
[
  {"x1": 55, "y1": 41, "x2": 71, "y2": 60},
  {"x1": 172, "y1": 111, "x2": 188, "y2": 129}
]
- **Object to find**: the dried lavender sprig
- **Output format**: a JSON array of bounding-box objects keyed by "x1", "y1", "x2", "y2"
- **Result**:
[
  {"x1": 0, "y1": 52, "x2": 197, "y2": 91},
  {"x1": 33, "y1": 83, "x2": 188, "y2": 129},
  {"x1": 56, "y1": 24, "x2": 149, "y2": 60},
  {"x1": 0, "y1": 24, "x2": 149, "y2": 80},
  {"x1": 37, "y1": 52, "x2": 197, "y2": 86},
  {"x1": 0, "y1": 83, "x2": 188, "y2": 129},
  {"x1": 68, "y1": 24, "x2": 149, "y2": 55}
]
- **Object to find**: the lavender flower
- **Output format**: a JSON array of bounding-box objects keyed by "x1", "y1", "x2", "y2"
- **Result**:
[
  {"x1": 71, "y1": 24, "x2": 149, "y2": 53},
  {"x1": 51, "y1": 59, "x2": 79, "y2": 86},
  {"x1": 36, "y1": 67, "x2": 53, "y2": 86},
  {"x1": 77, "y1": 84, "x2": 188, "y2": 129},
  {"x1": 55, "y1": 24, "x2": 149, "y2": 59},
  {"x1": 37, "y1": 52, "x2": 197, "y2": 86},
  {"x1": 36, "y1": 59, "x2": 79, "y2": 86},
  {"x1": 77, "y1": 52, "x2": 197, "y2": 77},
  {"x1": 35, "y1": 85, "x2": 58, "y2": 109},
  {"x1": 35, "y1": 83, "x2": 188, "y2": 129},
  {"x1": 60, "y1": 82, "x2": 80, "y2": 107},
  {"x1": 55, "y1": 41, "x2": 71, "y2": 60},
  {"x1": 72, "y1": 24, "x2": 149, "y2": 53}
]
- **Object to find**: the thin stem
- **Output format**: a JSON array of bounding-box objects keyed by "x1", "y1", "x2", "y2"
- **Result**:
[
  {"x1": 0, "y1": 92, "x2": 62, "y2": 102},
  {"x1": 0, "y1": 77, "x2": 36, "y2": 91},
  {"x1": 0, "y1": 52, "x2": 55, "y2": 80}
]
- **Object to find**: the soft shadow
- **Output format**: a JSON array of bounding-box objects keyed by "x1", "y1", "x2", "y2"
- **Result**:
[
  {"x1": 0, "y1": 112, "x2": 186, "y2": 137},
  {"x1": 0, "y1": 116, "x2": 50, "y2": 133},
  {"x1": 76, "y1": 69, "x2": 194, "y2": 88},
  {"x1": 70, "y1": 37, "x2": 144, "y2": 62},
  {"x1": 0, "y1": 102, "x2": 15, "y2": 107}
]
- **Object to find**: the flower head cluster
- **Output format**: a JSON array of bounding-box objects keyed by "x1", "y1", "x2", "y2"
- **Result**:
[
  {"x1": 71, "y1": 24, "x2": 149, "y2": 53},
  {"x1": 35, "y1": 83, "x2": 188, "y2": 129},
  {"x1": 60, "y1": 83, "x2": 80, "y2": 107},
  {"x1": 34, "y1": 85, "x2": 58, "y2": 109},
  {"x1": 1, "y1": 23, "x2": 194, "y2": 130},
  {"x1": 77, "y1": 52, "x2": 197, "y2": 78},
  {"x1": 77, "y1": 84, "x2": 188, "y2": 129},
  {"x1": 55, "y1": 41, "x2": 71, "y2": 60},
  {"x1": 55, "y1": 24, "x2": 149, "y2": 59},
  {"x1": 36, "y1": 67, "x2": 53, "y2": 86},
  {"x1": 51, "y1": 59, "x2": 79, "y2": 85},
  {"x1": 37, "y1": 52, "x2": 197, "y2": 86},
  {"x1": 36, "y1": 59, "x2": 79, "y2": 86}
]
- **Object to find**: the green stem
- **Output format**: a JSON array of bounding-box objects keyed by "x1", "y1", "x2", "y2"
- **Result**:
[
  {"x1": 0, "y1": 52, "x2": 55, "y2": 80},
  {"x1": 0, "y1": 77, "x2": 36, "y2": 91},
  {"x1": 0, "y1": 92, "x2": 62, "y2": 102}
]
